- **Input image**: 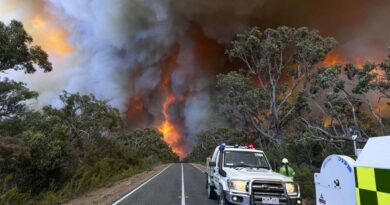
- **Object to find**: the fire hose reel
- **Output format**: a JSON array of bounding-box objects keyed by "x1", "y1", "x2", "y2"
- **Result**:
[
  {"x1": 314, "y1": 155, "x2": 356, "y2": 205},
  {"x1": 315, "y1": 136, "x2": 390, "y2": 205}
]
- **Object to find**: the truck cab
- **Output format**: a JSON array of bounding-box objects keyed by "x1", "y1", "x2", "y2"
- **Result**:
[{"x1": 206, "y1": 144, "x2": 302, "y2": 205}]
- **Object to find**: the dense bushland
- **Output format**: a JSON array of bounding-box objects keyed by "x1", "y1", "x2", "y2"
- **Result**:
[
  {"x1": 0, "y1": 20, "x2": 178, "y2": 204},
  {"x1": 186, "y1": 27, "x2": 390, "y2": 203},
  {"x1": 0, "y1": 92, "x2": 178, "y2": 204}
]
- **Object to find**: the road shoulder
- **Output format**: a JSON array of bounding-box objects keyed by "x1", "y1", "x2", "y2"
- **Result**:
[
  {"x1": 191, "y1": 163, "x2": 206, "y2": 172},
  {"x1": 62, "y1": 164, "x2": 170, "y2": 205}
]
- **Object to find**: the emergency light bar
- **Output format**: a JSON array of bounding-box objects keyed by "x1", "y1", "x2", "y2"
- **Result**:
[{"x1": 219, "y1": 143, "x2": 255, "y2": 150}]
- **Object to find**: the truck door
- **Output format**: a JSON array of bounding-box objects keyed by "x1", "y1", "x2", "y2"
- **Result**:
[{"x1": 213, "y1": 150, "x2": 224, "y2": 194}]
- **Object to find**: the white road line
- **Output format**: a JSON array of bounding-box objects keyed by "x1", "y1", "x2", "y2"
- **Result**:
[
  {"x1": 181, "y1": 163, "x2": 186, "y2": 205},
  {"x1": 112, "y1": 164, "x2": 172, "y2": 205},
  {"x1": 191, "y1": 163, "x2": 206, "y2": 173}
]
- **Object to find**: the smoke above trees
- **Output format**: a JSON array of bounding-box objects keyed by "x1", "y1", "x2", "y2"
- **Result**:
[{"x1": 2, "y1": 0, "x2": 390, "y2": 155}]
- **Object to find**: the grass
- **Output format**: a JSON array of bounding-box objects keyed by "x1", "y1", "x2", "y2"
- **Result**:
[
  {"x1": 0, "y1": 159, "x2": 150, "y2": 205},
  {"x1": 53, "y1": 159, "x2": 149, "y2": 204}
]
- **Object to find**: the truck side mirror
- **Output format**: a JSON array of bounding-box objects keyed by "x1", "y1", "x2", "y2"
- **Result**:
[
  {"x1": 209, "y1": 161, "x2": 216, "y2": 167},
  {"x1": 219, "y1": 169, "x2": 227, "y2": 177}
]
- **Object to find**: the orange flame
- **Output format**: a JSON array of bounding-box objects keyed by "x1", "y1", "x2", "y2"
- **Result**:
[
  {"x1": 323, "y1": 117, "x2": 333, "y2": 128},
  {"x1": 323, "y1": 51, "x2": 374, "y2": 67},
  {"x1": 158, "y1": 96, "x2": 184, "y2": 157},
  {"x1": 323, "y1": 52, "x2": 343, "y2": 66},
  {"x1": 321, "y1": 50, "x2": 390, "y2": 124},
  {"x1": 156, "y1": 48, "x2": 186, "y2": 159},
  {"x1": 158, "y1": 76, "x2": 186, "y2": 159}
]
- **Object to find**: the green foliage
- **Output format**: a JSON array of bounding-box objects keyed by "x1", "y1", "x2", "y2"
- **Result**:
[
  {"x1": 21, "y1": 131, "x2": 65, "y2": 172},
  {"x1": 227, "y1": 27, "x2": 336, "y2": 66},
  {"x1": 311, "y1": 66, "x2": 343, "y2": 92},
  {"x1": 309, "y1": 62, "x2": 387, "y2": 138},
  {"x1": 14, "y1": 131, "x2": 65, "y2": 193},
  {"x1": 216, "y1": 71, "x2": 266, "y2": 131},
  {"x1": 345, "y1": 63, "x2": 376, "y2": 94},
  {"x1": 2, "y1": 20, "x2": 389, "y2": 204},
  {"x1": 0, "y1": 92, "x2": 178, "y2": 204},
  {"x1": 39, "y1": 192, "x2": 62, "y2": 205},
  {"x1": 117, "y1": 128, "x2": 179, "y2": 163},
  {"x1": 0, "y1": 79, "x2": 38, "y2": 119},
  {"x1": 0, "y1": 20, "x2": 52, "y2": 73},
  {"x1": 185, "y1": 128, "x2": 255, "y2": 162},
  {"x1": 0, "y1": 187, "x2": 29, "y2": 205},
  {"x1": 294, "y1": 164, "x2": 315, "y2": 203},
  {"x1": 224, "y1": 26, "x2": 336, "y2": 146},
  {"x1": 0, "y1": 20, "x2": 179, "y2": 204},
  {"x1": 283, "y1": 130, "x2": 353, "y2": 167},
  {"x1": 43, "y1": 91, "x2": 122, "y2": 143},
  {"x1": 0, "y1": 137, "x2": 30, "y2": 174},
  {"x1": 59, "y1": 158, "x2": 144, "y2": 198},
  {"x1": 352, "y1": 50, "x2": 390, "y2": 100},
  {"x1": 192, "y1": 26, "x2": 390, "y2": 203}
]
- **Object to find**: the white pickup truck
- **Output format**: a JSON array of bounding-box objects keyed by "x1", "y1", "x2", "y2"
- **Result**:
[{"x1": 206, "y1": 144, "x2": 302, "y2": 205}]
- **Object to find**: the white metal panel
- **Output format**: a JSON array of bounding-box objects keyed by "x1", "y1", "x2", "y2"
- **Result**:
[
  {"x1": 314, "y1": 155, "x2": 356, "y2": 205},
  {"x1": 355, "y1": 136, "x2": 390, "y2": 169}
]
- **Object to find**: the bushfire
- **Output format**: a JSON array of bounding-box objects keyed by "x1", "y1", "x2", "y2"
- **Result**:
[
  {"x1": 5, "y1": 0, "x2": 390, "y2": 160},
  {"x1": 158, "y1": 76, "x2": 185, "y2": 159},
  {"x1": 158, "y1": 96, "x2": 184, "y2": 158},
  {"x1": 321, "y1": 51, "x2": 389, "y2": 128}
]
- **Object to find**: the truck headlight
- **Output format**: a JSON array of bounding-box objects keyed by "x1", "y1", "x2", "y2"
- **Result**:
[
  {"x1": 228, "y1": 180, "x2": 247, "y2": 192},
  {"x1": 285, "y1": 182, "x2": 299, "y2": 196}
]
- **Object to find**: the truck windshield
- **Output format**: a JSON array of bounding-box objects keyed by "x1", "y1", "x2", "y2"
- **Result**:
[{"x1": 224, "y1": 151, "x2": 270, "y2": 169}]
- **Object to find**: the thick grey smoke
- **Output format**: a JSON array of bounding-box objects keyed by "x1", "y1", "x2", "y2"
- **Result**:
[
  {"x1": 0, "y1": 0, "x2": 265, "y2": 153},
  {"x1": 50, "y1": 1, "x2": 264, "y2": 127},
  {"x1": 44, "y1": 0, "x2": 264, "y2": 109},
  {"x1": 46, "y1": 0, "x2": 177, "y2": 109},
  {"x1": 3, "y1": 0, "x2": 390, "y2": 154}
]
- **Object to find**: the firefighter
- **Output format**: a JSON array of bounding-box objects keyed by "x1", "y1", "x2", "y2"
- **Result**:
[{"x1": 279, "y1": 158, "x2": 295, "y2": 179}]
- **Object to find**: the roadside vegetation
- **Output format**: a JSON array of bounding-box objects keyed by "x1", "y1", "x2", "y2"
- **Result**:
[
  {"x1": 0, "y1": 20, "x2": 178, "y2": 205},
  {"x1": 2, "y1": 19, "x2": 390, "y2": 205},
  {"x1": 186, "y1": 27, "x2": 390, "y2": 203}
]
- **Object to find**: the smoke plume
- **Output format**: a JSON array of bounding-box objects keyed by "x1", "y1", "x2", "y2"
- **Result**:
[{"x1": 2, "y1": 0, "x2": 390, "y2": 156}]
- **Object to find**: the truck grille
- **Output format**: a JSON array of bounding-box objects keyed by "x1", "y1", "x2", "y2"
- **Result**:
[{"x1": 251, "y1": 181, "x2": 288, "y2": 205}]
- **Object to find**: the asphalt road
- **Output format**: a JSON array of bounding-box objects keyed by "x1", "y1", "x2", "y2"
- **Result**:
[{"x1": 112, "y1": 163, "x2": 217, "y2": 205}]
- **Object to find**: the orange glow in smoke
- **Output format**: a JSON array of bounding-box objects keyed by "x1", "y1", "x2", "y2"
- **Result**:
[
  {"x1": 323, "y1": 51, "x2": 373, "y2": 68},
  {"x1": 129, "y1": 96, "x2": 144, "y2": 113},
  {"x1": 323, "y1": 117, "x2": 334, "y2": 128},
  {"x1": 156, "y1": 47, "x2": 186, "y2": 159},
  {"x1": 28, "y1": 15, "x2": 73, "y2": 57},
  {"x1": 321, "y1": 50, "x2": 390, "y2": 124},
  {"x1": 323, "y1": 52, "x2": 343, "y2": 66},
  {"x1": 0, "y1": 0, "x2": 74, "y2": 58}
]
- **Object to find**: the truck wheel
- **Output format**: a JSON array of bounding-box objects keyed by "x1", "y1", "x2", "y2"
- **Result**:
[
  {"x1": 218, "y1": 191, "x2": 232, "y2": 205},
  {"x1": 205, "y1": 175, "x2": 208, "y2": 189},
  {"x1": 207, "y1": 183, "x2": 217, "y2": 199}
]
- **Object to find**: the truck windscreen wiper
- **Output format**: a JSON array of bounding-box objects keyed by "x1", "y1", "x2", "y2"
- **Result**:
[
  {"x1": 254, "y1": 166, "x2": 270, "y2": 170},
  {"x1": 243, "y1": 165, "x2": 270, "y2": 170},
  {"x1": 231, "y1": 164, "x2": 259, "y2": 168}
]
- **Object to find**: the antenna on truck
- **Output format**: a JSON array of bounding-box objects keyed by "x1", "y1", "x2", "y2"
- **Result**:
[{"x1": 348, "y1": 126, "x2": 360, "y2": 159}]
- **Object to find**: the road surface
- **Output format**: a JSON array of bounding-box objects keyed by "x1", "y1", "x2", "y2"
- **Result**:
[{"x1": 112, "y1": 163, "x2": 217, "y2": 205}]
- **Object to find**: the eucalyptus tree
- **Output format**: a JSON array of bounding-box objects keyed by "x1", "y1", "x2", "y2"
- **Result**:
[{"x1": 222, "y1": 26, "x2": 336, "y2": 146}]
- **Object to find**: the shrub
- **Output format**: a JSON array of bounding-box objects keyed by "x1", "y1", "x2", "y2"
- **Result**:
[
  {"x1": 0, "y1": 187, "x2": 29, "y2": 205},
  {"x1": 294, "y1": 164, "x2": 316, "y2": 204}
]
